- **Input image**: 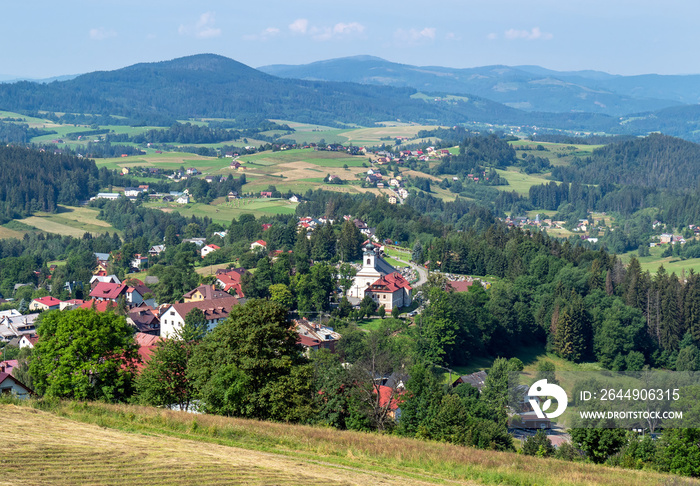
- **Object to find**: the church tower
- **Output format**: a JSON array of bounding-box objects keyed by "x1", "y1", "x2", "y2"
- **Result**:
[{"x1": 363, "y1": 242, "x2": 376, "y2": 270}]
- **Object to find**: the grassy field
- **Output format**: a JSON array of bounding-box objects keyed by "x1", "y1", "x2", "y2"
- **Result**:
[
  {"x1": 95, "y1": 152, "x2": 227, "y2": 172},
  {"x1": 620, "y1": 244, "x2": 700, "y2": 276},
  {"x1": 144, "y1": 198, "x2": 298, "y2": 224},
  {"x1": 494, "y1": 167, "x2": 551, "y2": 196},
  {"x1": 4, "y1": 400, "x2": 693, "y2": 486},
  {"x1": 4, "y1": 205, "x2": 119, "y2": 239},
  {"x1": 509, "y1": 140, "x2": 601, "y2": 167}
]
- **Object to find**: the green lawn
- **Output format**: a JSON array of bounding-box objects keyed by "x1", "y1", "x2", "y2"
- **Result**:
[{"x1": 494, "y1": 167, "x2": 551, "y2": 196}]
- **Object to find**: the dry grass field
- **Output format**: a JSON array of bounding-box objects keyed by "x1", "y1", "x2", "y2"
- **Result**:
[
  {"x1": 16, "y1": 205, "x2": 119, "y2": 238},
  {"x1": 3, "y1": 400, "x2": 696, "y2": 486}
]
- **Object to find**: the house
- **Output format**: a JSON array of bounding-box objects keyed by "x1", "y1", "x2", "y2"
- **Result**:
[
  {"x1": 295, "y1": 319, "x2": 341, "y2": 355},
  {"x1": 262, "y1": 223, "x2": 273, "y2": 231},
  {"x1": 29, "y1": 296, "x2": 62, "y2": 312},
  {"x1": 177, "y1": 195, "x2": 190, "y2": 204},
  {"x1": 127, "y1": 307, "x2": 160, "y2": 335},
  {"x1": 133, "y1": 332, "x2": 162, "y2": 370},
  {"x1": 0, "y1": 314, "x2": 40, "y2": 342},
  {"x1": 79, "y1": 299, "x2": 117, "y2": 313},
  {"x1": 213, "y1": 231, "x2": 228, "y2": 239},
  {"x1": 89, "y1": 282, "x2": 128, "y2": 303},
  {"x1": 397, "y1": 188, "x2": 409, "y2": 199},
  {"x1": 59, "y1": 299, "x2": 84, "y2": 311},
  {"x1": 289, "y1": 194, "x2": 301, "y2": 203},
  {"x1": 18, "y1": 335, "x2": 39, "y2": 349},
  {"x1": 388, "y1": 195, "x2": 397, "y2": 205},
  {"x1": 452, "y1": 370, "x2": 488, "y2": 391},
  {"x1": 215, "y1": 268, "x2": 248, "y2": 297},
  {"x1": 94, "y1": 252, "x2": 110, "y2": 264},
  {"x1": 130, "y1": 254, "x2": 148, "y2": 269},
  {"x1": 182, "y1": 238, "x2": 206, "y2": 247},
  {"x1": 124, "y1": 187, "x2": 146, "y2": 197},
  {"x1": 260, "y1": 191, "x2": 273, "y2": 198},
  {"x1": 126, "y1": 285, "x2": 155, "y2": 307},
  {"x1": 227, "y1": 191, "x2": 238, "y2": 200},
  {"x1": 204, "y1": 176, "x2": 214, "y2": 183},
  {"x1": 95, "y1": 193, "x2": 120, "y2": 200},
  {"x1": 159, "y1": 296, "x2": 240, "y2": 338},
  {"x1": 149, "y1": 245, "x2": 166, "y2": 256},
  {"x1": 250, "y1": 240, "x2": 267, "y2": 251},
  {"x1": 90, "y1": 275, "x2": 121, "y2": 288},
  {"x1": 0, "y1": 372, "x2": 33, "y2": 399},
  {"x1": 185, "y1": 167, "x2": 199, "y2": 175},
  {"x1": 183, "y1": 284, "x2": 230, "y2": 303},
  {"x1": 364, "y1": 272, "x2": 413, "y2": 311},
  {"x1": 200, "y1": 244, "x2": 220, "y2": 259}
]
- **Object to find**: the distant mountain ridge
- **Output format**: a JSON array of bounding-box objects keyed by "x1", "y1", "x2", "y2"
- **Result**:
[
  {"x1": 0, "y1": 54, "x2": 618, "y2": 131},
  {"x1": 0, "y1": 53, "x2": 699, "y2": 141},
  {"x1": 259, "y1": 56, "x2": 700, "y2": 116}
]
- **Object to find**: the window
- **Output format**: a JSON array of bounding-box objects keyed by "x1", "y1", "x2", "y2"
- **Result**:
[{"x1": 366, "y1": 259, "x2": 370, "y2": 265}]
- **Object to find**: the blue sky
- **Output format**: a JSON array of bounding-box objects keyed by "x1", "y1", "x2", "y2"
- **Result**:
[{"x1": 2, "y1": 0, "x2": 698, "y2": 78}]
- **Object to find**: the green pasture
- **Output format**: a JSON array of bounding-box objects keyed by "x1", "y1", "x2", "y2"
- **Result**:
[
  {"x1": 144, "y1": 198, "x2": 299, "y2": 224},
  {"x1": 10, "y1": 205, "x2": 119, "y2": 238},
  {"x1": 620, "y1": 244, "x2": 700, "y2": 276},
  {"x1": 494, "y1": 167, "x2": 551, "y2": 196}
]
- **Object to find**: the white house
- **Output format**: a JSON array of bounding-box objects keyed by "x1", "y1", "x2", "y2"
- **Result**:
[
  {"x1": 124, "y1": 187, "x2": 146, "y2": 197},
  {"x1": 159, "y1": 296, "x2": 240, "y2": 338},
  {"x1": 177, "y1": 195, "x2": 190, "y2": 204},
  {"x1": 201, "y1": 244, "x2": 220, "y2": 258},
  {"x1": 250, "y1": 240, "x2": 267, "y2": 251},
  {"x1": 28, "y1": 296, "x2": 62, "y2": 312},
  {"x1": 0, "y1": 372, "x2": 32, "y2": 398}
]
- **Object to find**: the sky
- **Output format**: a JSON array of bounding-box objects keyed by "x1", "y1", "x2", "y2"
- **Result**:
[{"x1": 2, "y1": 0, "x2": 699, "y2": 79}]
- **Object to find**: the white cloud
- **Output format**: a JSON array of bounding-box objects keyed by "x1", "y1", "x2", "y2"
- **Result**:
[
  {"x1": 288, "y1": 19, "x2": 364, "y2": 41},
  {"x1": 487, "y1": 32, "x2": 498, "y2": 40},
  {"x1": 311, "y1": 22, "x2": 365, "y2": 41},
  {"x1": 89, "y1": 27, "x2": 116, "y2": 41},
  {"x1": 289, "y1": 18, "x2": 309, "y2": 34},
  {"x1": 179, "y1": 12, "x2": 222, "y2": 39},
  {"x1": 243, "y1": 27, "x2": 281, "y2": 41},
  {"x1": 445, "y1": 32, "x2": 461, "y2": 41},
  {"x1": 504, "y1": 27, "x2": 553, "y2": 41},
  {"x1": 394, "y1": 27, "x2": 436, "y2": 44}
]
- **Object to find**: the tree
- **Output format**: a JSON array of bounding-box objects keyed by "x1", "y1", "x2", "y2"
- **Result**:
[
  {"x1": 522, "y1": 429, "x2": 555, "y2": 457},
  {"x1": 269, "y1": 283, "x2": 294, "y2": 310},
  {"x1": 187, "y1": 299, "x2": 311, "y2": 421},
  {"x1": 135, "y1": 337, "x2": 195, "y2": 410},
  {"x1": 183, "y1": 308, "x2": 208, "y2": 341},
  {"x1": 378, "y1": 305, "x2": 386, "y2": 319},
  {"x1": 29, "y1": 309, "x2": 138, "y2": 401}
]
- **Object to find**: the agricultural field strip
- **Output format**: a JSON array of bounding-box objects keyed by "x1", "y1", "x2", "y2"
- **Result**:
[{"x1": 0, "y1": 405, "x2": 453, "y2": 486}]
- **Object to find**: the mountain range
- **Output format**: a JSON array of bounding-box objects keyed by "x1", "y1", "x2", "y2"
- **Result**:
[
  {"x1": 260, "y1": 55, "x2": 700, "y2": 116},
  {"x1": 1, "y1": 54, "x2": 699, "y2": 141}
]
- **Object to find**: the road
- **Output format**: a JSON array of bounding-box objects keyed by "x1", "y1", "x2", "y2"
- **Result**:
[{"x1": 392, "y1": 254, "x2": 429, "y2": 288}]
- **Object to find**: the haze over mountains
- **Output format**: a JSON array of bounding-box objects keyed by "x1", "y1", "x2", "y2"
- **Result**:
[
  {"x1": 1, "y1": 53, "x2": 699, "y2": 141},
  {"x1": 260, "y1": 55, "x2": 700, "y2": 116}
]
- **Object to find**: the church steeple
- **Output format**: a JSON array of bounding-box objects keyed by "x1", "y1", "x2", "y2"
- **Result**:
[{"x1": 363, "y1": 242, "x2": 376, "y2": 269}]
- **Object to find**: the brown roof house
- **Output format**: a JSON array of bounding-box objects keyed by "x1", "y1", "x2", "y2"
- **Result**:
[{"x1": 159, "y1": 296, "x2": 240, "y2": 338}]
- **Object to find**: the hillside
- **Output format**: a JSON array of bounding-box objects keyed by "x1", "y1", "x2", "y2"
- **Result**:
[
  {"x1": 552, "y1": 133, "x2": 700, "y2": 189},
  {"x1": 259, "y1": 56, "x2": 681, "y2": 116},
  {"x1": 0, "y1": 54, "x2": 619, "y2": 132},
  {"x1": 2, "y1": 400, "x2": 693, "y2": 486}
]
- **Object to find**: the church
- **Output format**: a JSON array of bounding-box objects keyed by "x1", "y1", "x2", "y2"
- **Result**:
[{"x1": 347, "y1": 242, "x2": 412, "y2": 311}]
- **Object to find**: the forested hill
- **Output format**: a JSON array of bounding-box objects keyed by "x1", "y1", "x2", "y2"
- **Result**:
[
  {"x1": 551, "y1": 134, "x2": 700, "y2": 190},
  {"x1": 0, "y1": 146, "x2": 99, "y2": 221},
  {"x1": 0, "y1": 54, "x2": 619, "y2": 130}
]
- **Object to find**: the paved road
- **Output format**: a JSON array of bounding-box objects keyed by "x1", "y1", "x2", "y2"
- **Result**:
[{"x1": 392, "y1": 255, "x2": 429, "y2": 287}]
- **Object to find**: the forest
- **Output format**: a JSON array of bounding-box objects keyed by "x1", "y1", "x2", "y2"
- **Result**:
[{"x1": 0, "y1": 146, "x2": 100, "y2": 221}]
